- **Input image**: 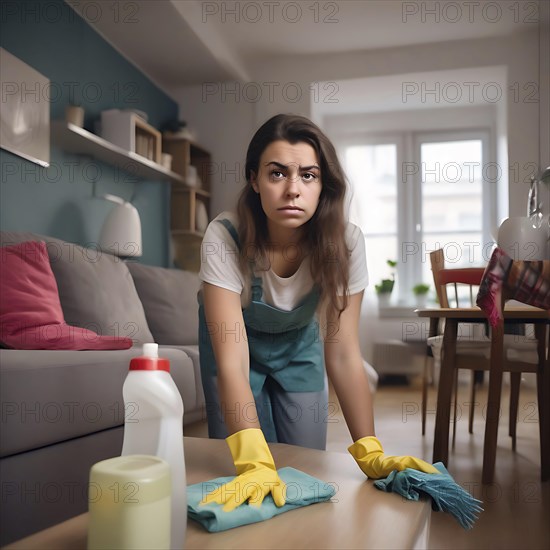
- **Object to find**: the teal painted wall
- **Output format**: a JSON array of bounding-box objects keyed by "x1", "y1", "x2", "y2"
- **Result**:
[{"x1": 0, "y1": 0, "x2": 178, "y2": 266}]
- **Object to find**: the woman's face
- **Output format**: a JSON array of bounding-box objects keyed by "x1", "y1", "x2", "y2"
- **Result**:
[{"x1": 251, "y1": 140, "x2": 322, "y2": 240}]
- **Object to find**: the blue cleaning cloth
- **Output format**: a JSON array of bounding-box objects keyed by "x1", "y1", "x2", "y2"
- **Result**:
[
  {"x1": 187, "y1": 467, "x2": 336, "y2": 532},
  {"x1": 373, "y1": 462, "x2": 483, "y2": 530}
]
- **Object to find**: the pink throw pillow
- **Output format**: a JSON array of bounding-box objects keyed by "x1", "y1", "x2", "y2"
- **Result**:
[{"x1": 0, "y1": 241, "x2": 132, "y2": 350}]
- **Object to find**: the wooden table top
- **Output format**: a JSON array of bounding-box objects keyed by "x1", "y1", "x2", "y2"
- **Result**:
[
  {"x1": 415, "y1": 305, "x2": 549, "y2": 320},
  {"x1": 5, "y1": 437, "x2": 431, "y2": 550}
]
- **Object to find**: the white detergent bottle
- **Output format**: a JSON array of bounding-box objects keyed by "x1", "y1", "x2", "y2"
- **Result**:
[{"x1": 121, "y1": 343, "x2": 186, "y2": 550}]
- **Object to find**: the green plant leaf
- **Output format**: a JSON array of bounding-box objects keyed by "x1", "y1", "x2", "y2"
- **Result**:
[{"x1": 412, "y1": 283, "x2": 430, "y2": 295}]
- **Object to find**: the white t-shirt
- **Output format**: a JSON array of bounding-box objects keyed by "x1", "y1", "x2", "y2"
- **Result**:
[{"x1": 199, "y1": 211, "x2": 369, "y2": 311}]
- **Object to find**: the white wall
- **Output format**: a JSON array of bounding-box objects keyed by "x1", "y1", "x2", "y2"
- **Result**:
[
  {"x1": 172, "y1": 30, "x2": 544, "y2": 219},
  {"x1": 253, "y1": 31, "x2": 541, "y2": 215}
]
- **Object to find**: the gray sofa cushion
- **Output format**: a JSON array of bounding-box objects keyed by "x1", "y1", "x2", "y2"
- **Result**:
[
  {"x1": 128, "y1": 263, "x2": 200, "y2": 345},
  {"x1": 0, "y1": 232, "x2": 153, "y2": 345},
  {"x1": 0, "y1": 346, "x2": 197, "y2": 457},
  {"x1": 162, "y1": 344, "x2": 205, "y2": 425}
]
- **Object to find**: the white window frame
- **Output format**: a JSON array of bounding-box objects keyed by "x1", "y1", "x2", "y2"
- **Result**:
[
  {"x1": 336, "y1": 127, "x2": 496, "y2": 304},
  {"x1": 336, "y1": 133, "x2": 405, "y2": 296},
  {"x1": 408, "y1": 128, "x2": 495, "y2": 296}
]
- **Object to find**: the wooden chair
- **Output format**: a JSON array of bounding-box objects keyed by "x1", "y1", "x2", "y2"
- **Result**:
[
  {"x1": 423, "y1": 250, "x2": 539, "y2": 451},
  {"x1": 421, "y1": 250, "x2": 489, "y2": 441}
]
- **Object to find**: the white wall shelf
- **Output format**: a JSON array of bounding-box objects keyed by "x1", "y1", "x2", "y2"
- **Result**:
[{"x1": 51, "y1": 121, "x2": 184, "y2": 184}]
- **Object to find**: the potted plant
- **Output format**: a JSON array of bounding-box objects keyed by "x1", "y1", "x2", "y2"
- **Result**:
[
  {"x1": 375, "y1": 260, "x2": 397, "y2": 308},
  {"x1": 412, "y1": 283, "x2": 430, "y2": 308}
]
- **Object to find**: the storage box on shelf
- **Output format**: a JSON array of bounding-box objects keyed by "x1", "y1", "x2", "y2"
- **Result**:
[
  {"x1": 100, "y1": 110, "x2": 161, "y2": 164},
  {"x1": 163, "y1": 137, "x2": 212, "y2": 272}
]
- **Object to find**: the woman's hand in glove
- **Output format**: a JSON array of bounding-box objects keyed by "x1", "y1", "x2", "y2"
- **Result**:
[
  {"x1": 348, "y1": 436, "x2": 438, "y2": 479},
  {"x1": 200, "y1": 428, "x2": 286, "y2": 512}
]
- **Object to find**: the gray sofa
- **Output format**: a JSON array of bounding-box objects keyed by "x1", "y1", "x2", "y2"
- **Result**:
[{"x1": 0, "y1": 232, "x2": 205, "y2": 545}]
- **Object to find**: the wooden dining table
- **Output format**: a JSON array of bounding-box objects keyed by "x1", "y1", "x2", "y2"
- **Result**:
[{"x1": 415, "y1": 305, "x2": 549, "y2": 484}]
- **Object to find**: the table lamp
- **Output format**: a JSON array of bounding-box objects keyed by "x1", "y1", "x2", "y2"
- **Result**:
[{"x1": 99, "y1": 194, "x2": 142, "y2": 257}]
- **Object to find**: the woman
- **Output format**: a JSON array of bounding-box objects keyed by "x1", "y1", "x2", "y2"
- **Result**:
[{"x1": 199, "y1": 114, "x2": 437, "y2": 512}]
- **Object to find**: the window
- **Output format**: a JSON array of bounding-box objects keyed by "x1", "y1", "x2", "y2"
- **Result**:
[
  {"x1": 346, "y1": 141, "x2": 398, "y2": 288},
  {"x1": 342, "y1": 130, "x2": 495, "y2": 304}
]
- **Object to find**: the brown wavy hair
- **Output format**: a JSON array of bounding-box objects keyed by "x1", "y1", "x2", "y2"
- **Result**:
[{"x1": 236, "y1": 114, "x2": 350, "y2": 320}]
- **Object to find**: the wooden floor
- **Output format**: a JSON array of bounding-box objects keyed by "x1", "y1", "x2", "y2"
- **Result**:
[{"x1": 185, "y1": 376, "x2": 550, "y2": 549}]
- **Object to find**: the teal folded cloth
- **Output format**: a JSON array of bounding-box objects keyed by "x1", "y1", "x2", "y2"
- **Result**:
[
  {"x1": 187, "y1": 466, "x2": 336, "y2": 532},
  {"x1": 373, "y1": 462, "x2": 483, "y2": 530}
]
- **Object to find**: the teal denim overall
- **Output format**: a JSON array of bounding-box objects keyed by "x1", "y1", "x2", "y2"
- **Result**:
[{"x1": 199, "y1": 219, "x2": 326, "y2": 446}]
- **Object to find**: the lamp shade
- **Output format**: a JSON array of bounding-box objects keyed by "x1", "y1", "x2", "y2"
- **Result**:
[{"x1": 99, "y1": 195, "x2": 142, "y2": 257}]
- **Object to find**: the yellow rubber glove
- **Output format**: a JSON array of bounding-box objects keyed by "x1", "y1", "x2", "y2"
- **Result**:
[
  {"x1": 200, "y1": 428, "x2": 286, "y2": 512},
  {"x1": 348, "y1": 436, "x2": 439, "y2": 479}
]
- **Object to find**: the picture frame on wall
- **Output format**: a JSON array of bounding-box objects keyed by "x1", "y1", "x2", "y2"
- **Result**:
[{"x1": 0, "y1": 48, "x2": 50, "y2": 167}]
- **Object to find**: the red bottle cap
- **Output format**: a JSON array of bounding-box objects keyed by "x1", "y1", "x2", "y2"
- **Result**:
[{"x1": 129, "y1": 356, "x2": 170, "y2": 372}]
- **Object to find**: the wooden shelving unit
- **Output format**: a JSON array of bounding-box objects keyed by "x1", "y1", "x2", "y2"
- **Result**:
[
  {"x1": 51, "y1": 120, "x2": 212, "y2": 273},
  {"x1": 163, "y1": 137, "x2": 211, "y2": 271},
  {"x1": 170, "y1": 188, "x2": 211, "y2": 236},
  {"x1": 51, "y1": 121, "x2": 183, "y2": 184}
]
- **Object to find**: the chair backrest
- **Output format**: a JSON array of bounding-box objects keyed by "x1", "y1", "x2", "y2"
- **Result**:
[{"x1": 430, "y1": 249, "x2": 486, "y2": 308}]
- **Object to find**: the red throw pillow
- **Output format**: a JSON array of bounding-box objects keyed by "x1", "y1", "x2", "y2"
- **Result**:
[{"x1": 0, "y1": 241, "x2": 132, "y2": 350}]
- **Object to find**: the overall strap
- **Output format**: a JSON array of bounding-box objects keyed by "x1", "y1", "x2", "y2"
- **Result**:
[
  {"x1": 216, "y1": 218, "x2": 240, "y2": 248},
  {"x1": 216, "y1": 218, "x2": 262, "y2": 299}
]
